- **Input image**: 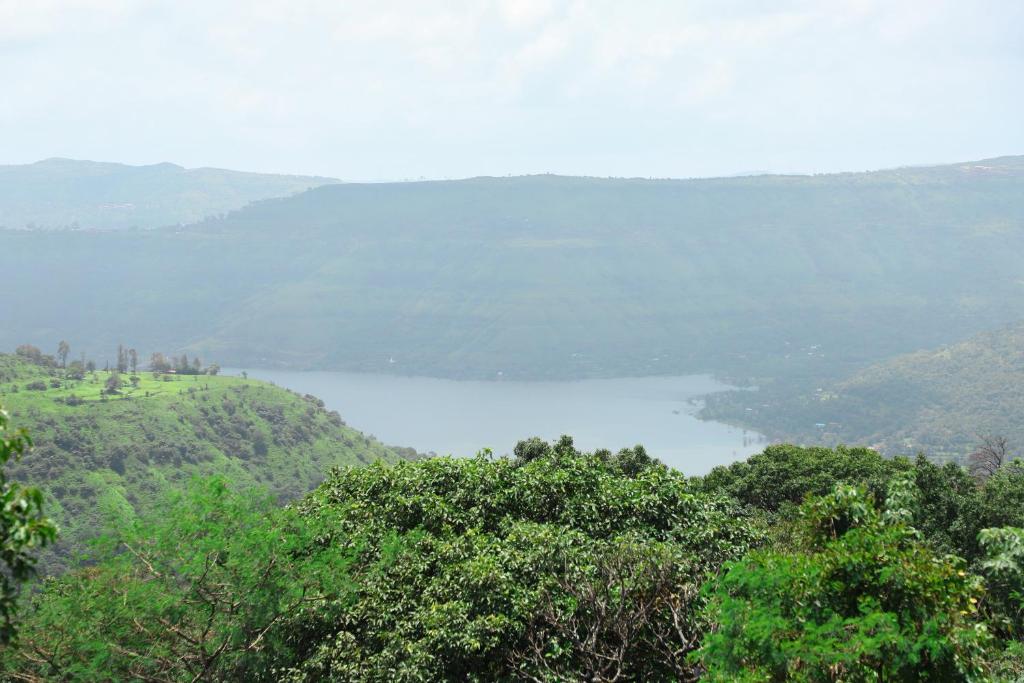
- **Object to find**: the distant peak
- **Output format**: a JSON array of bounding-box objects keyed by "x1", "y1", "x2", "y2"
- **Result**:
[
  {"x1": 28, "y1": 158, "x2": 184, "y2": 171},
  {"x1": 33, "y1": 157, "x2": 88, "y2": 166}
]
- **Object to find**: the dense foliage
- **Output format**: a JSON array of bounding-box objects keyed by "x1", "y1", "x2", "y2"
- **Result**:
[
  {"x1": 281, "y1": 437, "x2": 762, "y2": 681},
  {"x1": 696, "y1": 444, "x2": 907, "y2": 513},
  {"x1": 0, "y1": 404, "x2": 55, "y2": 644},
  {"x1": 698, "y1": 444, "x2": 1024, "y2": 563},
  {"x1": 5, "y1": 478, "x2": 363, "y2": 680},
  {"x1": 4, "y1": 435, "x2": 1024, "y2": 680},
  {"x1": 700, "y1": 480, "x2": 990, "y2": 681},
  {"x1": 3, "y1": 157, "x2": 1024, "y2": 380},
  {"x1": 4, "y1": 437, "x2": 763, "y2": 681},
  {"x1": 0, "y1": 352, "x2": 406, "y2": 572}
]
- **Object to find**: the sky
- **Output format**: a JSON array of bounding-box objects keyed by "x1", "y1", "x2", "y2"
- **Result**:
[{"x1": 1, "y1": 0, "x2": 1022, "y2": 181}]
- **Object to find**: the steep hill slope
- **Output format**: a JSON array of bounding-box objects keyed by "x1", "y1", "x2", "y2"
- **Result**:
[
  {"x1": 2, "y1": 156, "x2": 1024, "y2": 379},
  {"x1": 0, "y1": 158, "x2": 338, "y2": 230},
  {"x1": 702, "y1": 321, "x2": 1024, "y2": 459},
  {"x1": 0, "y1": 353, "x2": 407, "y2": 570}
]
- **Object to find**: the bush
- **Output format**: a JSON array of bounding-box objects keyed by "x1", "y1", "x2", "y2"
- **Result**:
[{"x1": 698, "y1": 479, "x2": 992, "y2": 681}]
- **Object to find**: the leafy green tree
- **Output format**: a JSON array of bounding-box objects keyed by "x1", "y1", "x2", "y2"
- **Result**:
[
  {"x1": 271, "y1": 437, "x2": 762, "y2": 681},
  {"x1": 697, "y1": 444, "x2": 910, "y2": 515},
  {"x1": 0, "y1": 405, "x2": 56, "y2": 643},
  {"x1": 978, "y1": 462, "x2": 1024, "y2": 531},
  {"x1": 4, "y1": 478, "x2": 361, "y2": 681},
  {"x1": 698, "y1": 479, "x2": 992, "y2": 681},
  {"x1": 907, "y1": 454, "x2": 986, "y2": 560},
  {"x1": 978, "y1": 526, "x2": 1024, "y2": 640}
]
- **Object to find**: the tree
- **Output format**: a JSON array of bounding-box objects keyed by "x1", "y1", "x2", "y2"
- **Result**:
[
  {"x1": 105, "y1": 372, "x2": 122, "y2": 395},
  {"x1": 977, "y1": 462, "x2": 1024, "y2": 533},
  {"x1": 272, "y1": 440, "x2": 761, "y2": 680},
  {"x1": 149, "y1": 352, "x2": 170, "y2": 373},
  {"x1": 15, "y1": 345, "x2": 54, "y2": 367},
  {"x1": 66, "y1": 360, "x2": 85, "y2": 381},
  {"x1": 128, "y1": 348, "x2": 138, "y2": 375},
  {"x1": 4, "y1": 479, "x2": 360, "y2": 680},
  {"x1": 978, "y1": 526, "x2": 1024, "y2": 640},
  {"x1": 970, "y1": 435, "x2": 1011, "y2": 480},
  {"x1": 511, "y1": 539, "x2": 706, "y2": 682},
  {"x1": 697, "y1": 443, "x2": 908, "y2": 514},
  {"x1": 56, "y1": 340, "x2": 70, "y2": 369},
  {"x1": 0, "y1": 405, "x2": 57, "y2": 643},
  {"x1": 116, "y1": 344, "x2": 127, "y2": 373},
  {"x1": 698, "y1": 479, "x2": 992, "y2": 681}
]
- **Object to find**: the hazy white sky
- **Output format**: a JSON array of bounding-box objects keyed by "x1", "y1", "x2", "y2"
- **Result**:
[{"x1": 2, "y1": 0, "x2": 1022, "y2": 180}]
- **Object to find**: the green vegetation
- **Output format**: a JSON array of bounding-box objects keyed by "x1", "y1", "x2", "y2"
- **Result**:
[
  {"x1": 3, "y1": 156, "x2": 1024, "y2": 380},
  {"x1": 0, "y1": 351, "x2": 406, "y2": 572},
  {"x1": 5, "y1": 478, "x2": 362, "y2": 680},
  {"x1": 703, "y1": 321, "x2": 1024, "y2": 460},
  {"x1": 4, "y1": 437, "x2": 1024, "y2": 680},
  {"x1": 0, "y1": 158, "x2": 338, "y2": 230},
  {"x1": 0, "y1": 404, "x2": 55, "y2": 644},
  {"x1": 700, "y1": 480, "x2": 991, "y2": 681}
]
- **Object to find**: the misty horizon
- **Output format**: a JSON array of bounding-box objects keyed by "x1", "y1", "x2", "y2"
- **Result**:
[
  {"x1": 3, "y1": 2, "x2": 1022, "y2": 181},
  {"x1": 6, "y1": 151, "x2": 1024, "y2": 185}
]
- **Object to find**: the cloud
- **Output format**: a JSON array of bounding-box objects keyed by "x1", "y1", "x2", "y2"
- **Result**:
[
  {"x1": 0, "y1": 0, "x2": 1020, "y2": 179},
  {"x1": 0, "y1": 0, "x2": 133, "y2": 43}
]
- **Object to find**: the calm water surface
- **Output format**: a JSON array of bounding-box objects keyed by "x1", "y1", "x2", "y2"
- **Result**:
[{"x1": 228, "y1": 370, "x2": 764, "y2": 475}]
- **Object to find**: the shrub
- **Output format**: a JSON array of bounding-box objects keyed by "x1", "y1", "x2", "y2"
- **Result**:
[{"x1": 698, "y1": 479, "x2": 992, "y2": 681}]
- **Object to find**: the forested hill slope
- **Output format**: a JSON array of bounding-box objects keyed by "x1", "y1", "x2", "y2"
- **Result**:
[
  {"x1": 0, "y1": 158, "x2": 338, "y2": 230},
  {"x1": 3, "y1": 155, "x2": 1024, "y2": 379},
  {"x1": 0, "y1": 353, "x2": 407, "y2": 571},
  {"x1": 702, "y1": 321, "x2": 1024, "y2": 459}
]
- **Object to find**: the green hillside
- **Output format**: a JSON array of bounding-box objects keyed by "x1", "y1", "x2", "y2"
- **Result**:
[
  {"x1": 702, "y1": 321, "x2": 1024, "y2": 459},
  {"x1": 2, "y1": 156, "x2": 1024, "y2": 380},
  {"x1": 0, "y1": 353, "x2": 406, "y2": 571},
  {"x1": 0, "y1": 158, "x2": 338, "y2": 231}
]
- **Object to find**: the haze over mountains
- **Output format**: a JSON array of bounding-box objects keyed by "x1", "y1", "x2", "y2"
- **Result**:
[
  {"x1": 704, "y1": 321, "x2": 1024, "y2": 458},
  {"x1": 3, "y1": 155, "x2": 1024, "y2": 384},
  {"x1": 0, "y1": 158, "x2": 338, "y2": 231}
]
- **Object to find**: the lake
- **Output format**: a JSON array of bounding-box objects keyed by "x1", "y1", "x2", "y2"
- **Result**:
[{"x1": 227, "y1": 370, "x2": 765, "y2": 475}]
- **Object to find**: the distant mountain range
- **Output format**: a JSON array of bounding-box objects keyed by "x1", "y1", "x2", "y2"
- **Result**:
[
  {"x1": 2, "y1": 155, "x2": 1024, "y2": 383},
  {"x1": 0, "y1": 158, "x2": 339, "y2": 230}
]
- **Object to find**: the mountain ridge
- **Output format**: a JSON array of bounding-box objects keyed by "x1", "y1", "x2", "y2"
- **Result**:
[
  {"x1": 3, "y1": 154, "x2": 1024, "y2": 381},
  {"x1": 0, "y1": 158, "x2": 339, "y2": 231}
]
